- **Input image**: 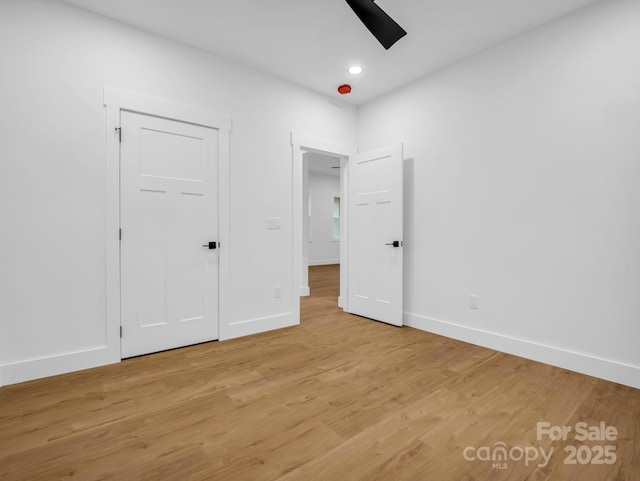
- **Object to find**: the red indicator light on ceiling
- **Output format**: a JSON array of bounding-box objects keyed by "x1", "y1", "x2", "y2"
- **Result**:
[{"x1": 337, "y1": 84, "x2": 352, "y2": 95}]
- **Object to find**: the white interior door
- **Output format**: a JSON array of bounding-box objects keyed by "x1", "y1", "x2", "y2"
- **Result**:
[
  {"x1": 347, "y1": 146, "x2": 403, "y2": 326},
  {"x1": 120, "y1": 111, "x2": 219, "y2": 358}
]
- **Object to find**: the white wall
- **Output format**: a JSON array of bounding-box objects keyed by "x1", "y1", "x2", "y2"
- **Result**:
[
  {"x1": 0, "y1": 0, "x2": 356, "y2": 385},
  {"x1": 3, "y1": 0, "x2": 639, "y2": 390},
  {"x1": 358, "y1": 0, "x2": 640, "y2": 388},
  {"x1": 308, "y1": 169, "x2": 341, "y2": 266}
]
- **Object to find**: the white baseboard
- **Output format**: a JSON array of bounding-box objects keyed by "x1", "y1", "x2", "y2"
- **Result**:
[
  {"x1": 221, "y1": 312, "x2": 297, "y2": 341},
  {"x1": 308, "y1": 259, "x2": 340, "y2": 266},
  {"x1": 10, "y1": 311, "x2": 634, "y2": 390},
  {"x1": 1, "y1": 312, "x2": 298, "y2": 386},
  {"x1": 338, "y1": 296, "x2": 344, "y2": 309},
  {"x1": 300, "y1": 286, "x2": 310, "y2": 296},
  {"x1": 0, "y1": 346, "x2": 119, "y2": 387},
  {"x1": 404, "y1": 312, "x2": 640, "y2": 390}
]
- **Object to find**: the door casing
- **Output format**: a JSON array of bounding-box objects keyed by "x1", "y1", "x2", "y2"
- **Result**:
[
  {"x1": 291, "y1": 133, "x2": 355, "y2": 318},
  {"x1": 105, "y1": 88, "x2": 231, "y2": 362},
  {"x1": 292, "y1": 133, "x2": 404, "y2": 325}
]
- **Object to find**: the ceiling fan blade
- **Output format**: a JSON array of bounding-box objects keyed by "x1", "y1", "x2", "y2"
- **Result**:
[{"x1": 345, "y1": 0, "x2": 407, "y2": 50}]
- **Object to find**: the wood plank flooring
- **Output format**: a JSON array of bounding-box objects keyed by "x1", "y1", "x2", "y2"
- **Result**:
[{"x1": 1, "y1": 264, "x2": 639, "y2": 480}]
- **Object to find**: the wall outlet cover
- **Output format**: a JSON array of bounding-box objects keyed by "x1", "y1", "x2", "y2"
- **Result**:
[{"x1": 469, "y1": 295, "x2": 479, "y2": 310}]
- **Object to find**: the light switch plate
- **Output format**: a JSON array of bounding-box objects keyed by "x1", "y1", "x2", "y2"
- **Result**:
[{"x1": 267, "y1": 217, "x2": 281, "y2": 230}]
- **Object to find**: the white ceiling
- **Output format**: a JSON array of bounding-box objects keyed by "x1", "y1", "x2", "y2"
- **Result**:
[{"x1": 61, "y1": 0, "x2": 602, "y2": 105}]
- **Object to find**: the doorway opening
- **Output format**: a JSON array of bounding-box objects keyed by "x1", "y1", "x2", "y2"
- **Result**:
[
  {"x1": 292, "y1": 132, "x2": 404, "y2": 327},
  {"x1": 301, "y1": 148, "x2": 347, "y2": 305},
  {"x1": 303, "y1": 151, "x2": 342, "y2": 304},
  {"x1": 291, "y1": 132, "x2": 355, "y2": 322}
]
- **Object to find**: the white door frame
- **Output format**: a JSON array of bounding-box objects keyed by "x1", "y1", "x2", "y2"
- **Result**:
[
  {"x1": 104, "y1": 87, "x2": 232, "y2": 361},
  {"x1": 291, "y1": 132, "x2": 356, "y2": 317}
]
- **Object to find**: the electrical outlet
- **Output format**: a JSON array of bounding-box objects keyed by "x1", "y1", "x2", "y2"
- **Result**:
[
  {"x1": 274, "y1": 286, "x2": 282, "y2": 299},
  {"x1": 469, "y1": 295, "x2": 479, "y2": 310}
]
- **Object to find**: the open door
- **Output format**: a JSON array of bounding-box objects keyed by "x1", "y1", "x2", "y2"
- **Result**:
[{"x1": 347, "y1": 145, "x2": 403, "y2": 326}]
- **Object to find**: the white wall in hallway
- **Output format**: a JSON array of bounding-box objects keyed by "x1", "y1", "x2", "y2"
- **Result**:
[
  {"x1": 308, "y1": 168, "x2": 341, "y2": 266},
  {"x1": 0, "y1": 0, "x2": 356, "y2": 385},
  {"x1": 357, "y1": 0, "x2": 640, "y2": 388}
]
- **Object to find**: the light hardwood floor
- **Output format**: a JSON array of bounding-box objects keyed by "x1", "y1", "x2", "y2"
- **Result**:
[{"x1": 1, "y1": 264, "x2": 639, "y2": 480}]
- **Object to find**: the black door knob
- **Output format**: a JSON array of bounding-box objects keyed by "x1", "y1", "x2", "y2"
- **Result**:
[
  {"x1": 202, "y1": 241, "x2": 217, "y2": 250},
  {"x1": 385, "y1": 241, "x2": 401, "y2": 247}
]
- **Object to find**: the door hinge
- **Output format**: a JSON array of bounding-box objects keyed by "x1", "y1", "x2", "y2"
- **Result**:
[
  {"x1": 120, "y1": 326, "x2": 123, "y2": 338},
  {"x1": 119, "y1": 228, "x2": 122, "y2": 241},
  {"x1": 115, "y1": 127, "x2": 122, "y2": 142}
]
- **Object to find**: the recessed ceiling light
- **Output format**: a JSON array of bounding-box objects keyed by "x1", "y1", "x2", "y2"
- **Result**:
[{"x1": 348, "y1": 65, "x2": 364, "y2": 76}]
